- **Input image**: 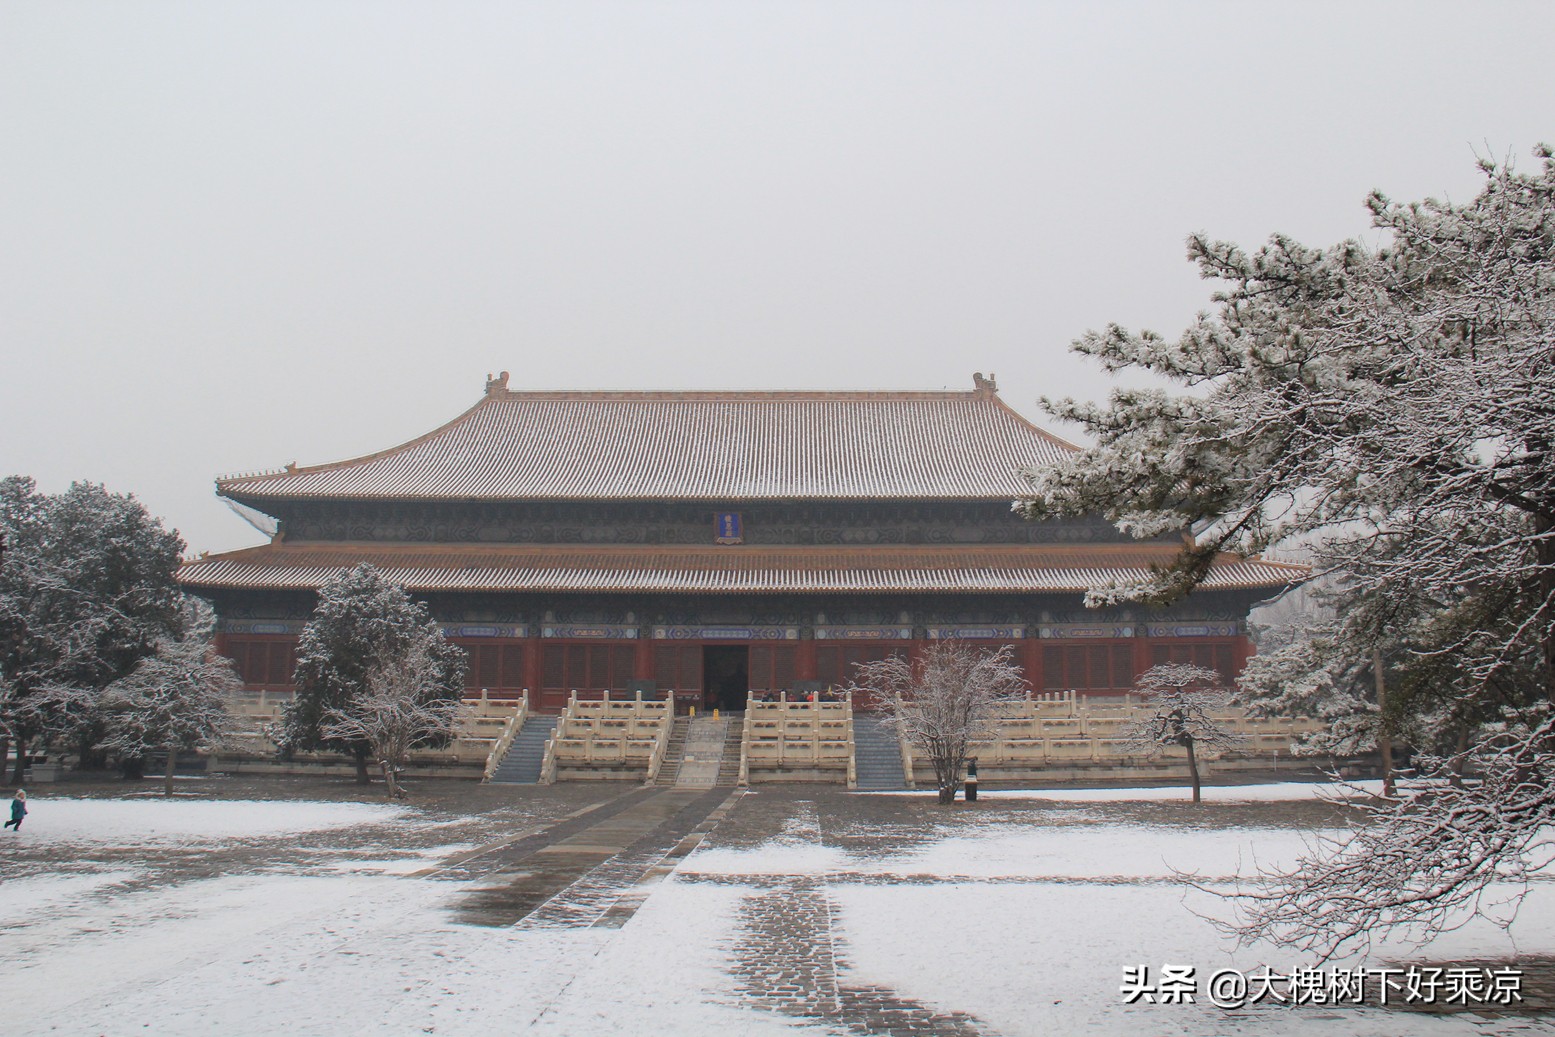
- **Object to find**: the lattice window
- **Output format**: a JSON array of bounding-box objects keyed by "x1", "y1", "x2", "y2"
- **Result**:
[
  {"x1": 652, "y1": 645, "x2": 703, "y2": 693},
  {"x1": 1149, "y1": 641, "x2": 1237, "y2": 684},
  {"x1": 452, "y1": 640, "x2": 526, "y2": 692},
  {"x1": 1041, "y1": 642, "x2": 1136, "y2": 691},
  {"x1": 748, "y1": 644, "x2": 797, "y2": 693},
  {"x1": 542, "y1": 644, "x2": 636, "y2": 693},
  {"x1": 815, "y1": 644, "x2": 904, "y2": 691},
  {"x1": 221, "y1": 636, "x2": 297, "y2": 688}
]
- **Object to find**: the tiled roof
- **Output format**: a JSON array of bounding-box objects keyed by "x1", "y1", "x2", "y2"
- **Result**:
[
  {"x1": 217, "y1": 384, "x2": 1075, "y2": 503},
  {"x1": 179, "y1": 542, "x2": 1304, "y2": 595}
]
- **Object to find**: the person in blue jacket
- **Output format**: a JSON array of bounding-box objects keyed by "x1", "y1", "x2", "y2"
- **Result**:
[{"x1": 3, "y1": 789, "x2": 26, "y2": 830}]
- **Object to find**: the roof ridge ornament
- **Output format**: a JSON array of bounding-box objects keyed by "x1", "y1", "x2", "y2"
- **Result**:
[
  {"x1": 973, "y1": 371, "x2": 998, "y2": 395},
  {"x1": 485, "y1": 371, "x2": 510, "y2": 395}
]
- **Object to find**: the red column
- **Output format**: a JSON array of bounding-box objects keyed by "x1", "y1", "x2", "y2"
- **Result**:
[
  {"x1": 1022, "y1": 639, "x2": 1042, "y2": 692},
  {"x1": 635, "y1": 637, "x2": 654, "y2": 680},
  {"x1": 525, "y1": 630, "x2": 545, "y2": 712},
  {"x1": 797, "y1": 638, "x2": 817, "y2": 680},
  {"x1": 1133, "y1": 636, "x2": 1153, "y2": 683},
  {"x1": 1234, "y1": 635, "x2": 1254, "y2": 682}
]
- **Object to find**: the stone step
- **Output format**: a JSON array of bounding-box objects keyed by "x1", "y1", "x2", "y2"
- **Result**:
[
  {"x1": 850, "y1": 717, "x2": 906, "y2": 791},
  {"x1": 653, "y1": 717, "x2": 694, "y2": 786},
  {"x1": 489, "y1": 716, "x2": 559, "y2": 784}
]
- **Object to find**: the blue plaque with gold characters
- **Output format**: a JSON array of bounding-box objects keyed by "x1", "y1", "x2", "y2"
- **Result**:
[{"x1": 714, "y1": 511, "x2": 743, "y2": 544}]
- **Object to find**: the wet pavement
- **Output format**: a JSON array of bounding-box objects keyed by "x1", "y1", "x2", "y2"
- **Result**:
[
  {"x1": 6, "y1": 773, "x2": 1549, "y2": 1035},
  {"x1": 0, "y1": 773, "x2": 624, "y2": 890},
  {"x1": 732, "y1": 876, "x2": 993, "y2": 1037},
  {"x1": 445, "y1": 785, "x2": 738, "y2": 927}
]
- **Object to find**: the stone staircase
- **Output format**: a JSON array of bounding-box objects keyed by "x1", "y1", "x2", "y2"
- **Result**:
[
  {"x1": 653, "y1": 716, "x2": 693, "y2": 786},
  {"x1": 852, "y1": 715, "x2": 907, "y2": 790},
  {"x1": 666, "y1": 716, "x2": 727, "y2": 788},
  {"x1": 716, "y1": 718, "x2": 743, "y2": 786},
  {"x1": 488, "y1": 715, "x2": 558, "y2": 784}
]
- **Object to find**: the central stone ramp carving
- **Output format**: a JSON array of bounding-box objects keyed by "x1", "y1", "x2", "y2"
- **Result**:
[{"x1": 672, "y1": 716, "x2": 730, "y2": 787}]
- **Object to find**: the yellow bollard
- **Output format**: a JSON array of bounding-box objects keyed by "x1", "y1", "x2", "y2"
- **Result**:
[
  {"x1": 714, "y1": 708, "x2": 720, "y2": 719},
  {"x1": 690, "y1": 706, "x2": 696, "y2": 718}
]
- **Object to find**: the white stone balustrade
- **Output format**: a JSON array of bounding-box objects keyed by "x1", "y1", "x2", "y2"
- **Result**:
[
  {"x1": 539, "y1": 690, "x2": 675, "y2": 781},
  {"x1": 904, "y1": 690, "x2": 1326, "y2": 779},
  {"x1": 213, "y1": 688, "x2": 525, "y2": 775},
  {"x1": 739, "y1": 692, "x2": 853, "y2": 785}
]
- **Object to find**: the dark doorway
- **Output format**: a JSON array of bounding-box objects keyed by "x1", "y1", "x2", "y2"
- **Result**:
[{"x1": 702, "y1": 645, "x2": 749, "y2": 712}]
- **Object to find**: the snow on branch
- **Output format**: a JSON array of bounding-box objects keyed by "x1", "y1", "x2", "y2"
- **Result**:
[
  {"x1": 1218, "y1": 713, "x2": 1555, "y2": 961},
  {"x1": 1120, "y1": 664, "x2": 1246, "y2": 803},
  {"x1": 849, "y1": 639, "x2": 1027, "y2": 804},
  {"x1": 319, "y1": 649, "x2": 460, "y2": 799}
]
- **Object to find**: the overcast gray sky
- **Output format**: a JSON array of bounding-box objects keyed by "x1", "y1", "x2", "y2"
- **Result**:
[{"x1": 3, "y1": 2, "x2": 1551, "y2": 555}]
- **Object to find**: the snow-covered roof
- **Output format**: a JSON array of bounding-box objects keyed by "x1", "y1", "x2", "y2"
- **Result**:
[
  {"x1": 179, "y1": 542, "x2": 1304, "y2": 594},
  {"x1": 217, "y1": 379, "x2": 1076, "y2": 503}
]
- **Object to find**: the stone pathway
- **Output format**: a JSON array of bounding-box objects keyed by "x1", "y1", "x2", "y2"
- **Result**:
[
  {"x1": 436, "y1": 784, "x2": 998, "y2": 1035},
  {"x1": 446, "y1": 785, "x2": 735, "y2": 928},
  {"x1": 717, "y1": 801, "x2": 997, "y2": 1037},
  {"x1": 673, "y1": 715, "x2": 729, "y2": 787},
  {"x1": 730, "y1": 878, "x2": 994, "y2": 1037}
]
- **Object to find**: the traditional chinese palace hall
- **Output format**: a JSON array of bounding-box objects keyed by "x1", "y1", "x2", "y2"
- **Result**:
[{"x1": 179, "y1": 374, "x2": 1301, "y2": 714}]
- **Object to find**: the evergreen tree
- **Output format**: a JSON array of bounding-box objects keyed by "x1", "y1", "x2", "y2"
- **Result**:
[
  {"x1": 283, "y1": 564, "x2": 465, "y2": 784},
  {"x1": 0, "y1": 477, "x2": 186, "y2": 780},
  {"x1": 1019, "y1": 146, "x2": 1555, "y2": 955},
  {"x1": 1121, "y1": 664, "x2": 1245, "y2": 803}
]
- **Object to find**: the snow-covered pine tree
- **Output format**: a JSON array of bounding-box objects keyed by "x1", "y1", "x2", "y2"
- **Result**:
[
  {"x1": 1239, "y1": 610, "x2": 1380, "y2": 752},
  {"x1": 100, "y1": 598, "x2": 239, "y2": 795},
  {"x1": 1120, "y1": 664, "x2": 1245, "y2": 803},
  {"x1": 1018, "y1": 146, "x2": 1555, "y2": 956},
  {"x1": 283, "y1": 564, "x2": 465, "y2": 784},
  {"x1": 0, "y1": 477, "x2": 186, "y2": 780}
]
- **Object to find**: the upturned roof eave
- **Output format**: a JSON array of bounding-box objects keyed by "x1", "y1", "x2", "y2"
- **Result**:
[
  {"x1": 211, "y1": 380, "x2": 1075, "y2": 503},
  {"x1": 217, "y1": 488, "x2": 1037, "y2": 508},
  {"x1": 176, "y1": 540, "x2": 1309, "y2": 595}
]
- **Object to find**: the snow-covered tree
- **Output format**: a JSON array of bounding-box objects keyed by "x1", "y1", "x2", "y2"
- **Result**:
[
  {"x1": 1221, "y1": 715, "x2": 1555, "y2": 960},
  {"x1": 319, "y1": 648, "x2": 460, "y2": 799},
  {"x1": 282, "y1": 564, "x2": 465, "y2": 784},
  {"x1": 1017, "y1": 146, "x2": 1555, "y2": 954},
  {"x1": 99, "y1": 599, "x2": 238, "y2": 795},
  {"x1": 1121, "y1": 664, "x2": 1246, "y2": 803},
  {"x1": 0, "y1": 477, "x2": 186, "y2": 779},
  {"x1": 849, "y1": 640, "x2": 1027, "y2": 804},
  {"x1": 1240, "y1": 581, "x2": 1420, "y2": 795}
]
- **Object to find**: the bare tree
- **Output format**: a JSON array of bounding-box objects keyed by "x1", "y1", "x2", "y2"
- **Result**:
[
  {"x1": 1219, "y1": 714, "x2": 1555, "y2": 960},
  {"x1": 99, "y1": 599, "x2": 238, "y2": 795},
  {"x1": 849, "y1": 640, "x2": 1027, "y2": 804},
  {"x1": 284, "y1": 564, "x2": 465, "y2": 783},
  {"x1": 1122, "y1": 664, "x2": 1246, "y2": 803},
  {"x1": 318, "y1": 649, "x2": 459, "y2": 799}
]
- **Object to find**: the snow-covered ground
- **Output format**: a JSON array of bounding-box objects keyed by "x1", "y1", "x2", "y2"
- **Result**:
[
  {"x1": 6, "y1": 794, "x2": 407, "y2": 845},
  {"x1": 0, "y1": 785, "x2": 1547, "y2": 1036},
  {"x1": 866, "y1": 778, "x2": 1388, "y2": 802}
]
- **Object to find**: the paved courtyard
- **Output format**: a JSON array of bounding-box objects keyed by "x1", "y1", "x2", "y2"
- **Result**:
[{"x1": 1, "y1": 775, "x2": 1552, "y2": 1036}]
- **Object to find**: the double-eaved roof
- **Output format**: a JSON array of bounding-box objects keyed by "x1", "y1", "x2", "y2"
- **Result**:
[
  {"x1": 186, "y1": 377, "x2": 1304, "y2": 597},
  {"x1": 178, "y1": 541, "x2": 1305, "y2": 595},
  {"x1": 218, "y1": 380, "x2": 1075, "y2": 505}
]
